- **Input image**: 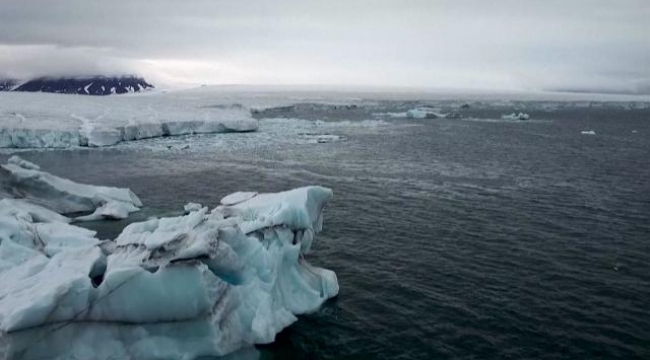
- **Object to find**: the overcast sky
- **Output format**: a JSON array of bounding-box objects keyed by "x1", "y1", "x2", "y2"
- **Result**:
[{"x1": 0, "y1": 0, "x2": 648, "y2": 92}]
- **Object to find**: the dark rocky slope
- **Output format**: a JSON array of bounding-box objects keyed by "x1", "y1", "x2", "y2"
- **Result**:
[{"x1": 0, "y1": 76, "x2": 153, "y2": 95}]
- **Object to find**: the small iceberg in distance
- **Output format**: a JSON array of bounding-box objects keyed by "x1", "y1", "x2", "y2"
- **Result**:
[
  {"x1": 501, "y1": 112, "x2": 530, "y2": 120},
  {"x1": 376, "y1": 107, "x2": 462, "y2": 120},
  {"x1": 581, "y1": 130, "x2": 596, "y2": 135}
]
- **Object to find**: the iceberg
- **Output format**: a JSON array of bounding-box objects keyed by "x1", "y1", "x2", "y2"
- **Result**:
[
  {"x1": 1, "y1": 156, "x2": 141, "y2": 220},
  {"x1": 374, "y1": 108, "x2": 459, "y2": 120},
  {"x1": 501, "y1": 112, "x2": 530, "y2": 120},
  {"x1": 0, "y1": 92, "x2": 258, "y2": 148},
  {"x1": 0, "y1": 159, "x2": 338, "y2": 359},
  {"x1": 406, "y1": 108, "x2": 441, "y2": 119}
]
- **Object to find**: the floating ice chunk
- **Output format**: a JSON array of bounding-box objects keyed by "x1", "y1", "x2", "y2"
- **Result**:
[
  {"x1": 184, "y1": 202, "x2": 203, "y2": 213},
  {"x1": 0, "y1": 156, "x2": 141, "y2": 219},
  {"x1": 501, "y1": 112, "x2": 530, "y2": 120},
  {"x1": 406, "y1": 108, "x2": 443, "y2": 119},
  {"x1": 6, "y1": 156, "x2": 40, "y2": 170},
  {"x1": 581, "y1": 130, "x2": 596, "y2": 135},
  {"x1": 0, "y1": 184, "x2": 338, "y2": 359},
  {"x1": 221, "y1": 191, "x2": 258, "y2": 205}
]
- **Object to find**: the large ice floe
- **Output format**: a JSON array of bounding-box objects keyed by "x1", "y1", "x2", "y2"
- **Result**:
[
  {"x1": 0, "y1": 92, "x2": 258, "y2": 148},
  {"x1": 0, "y1": 157, "x2": 338, "y2": 360},
  {"x1": 0, "y1": 156, "x2": 142, "y2": 221}
]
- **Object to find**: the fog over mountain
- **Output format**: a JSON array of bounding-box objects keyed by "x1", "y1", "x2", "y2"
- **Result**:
[{"x1": 0, "y1": 0, "x2": 648, "y2": 93}]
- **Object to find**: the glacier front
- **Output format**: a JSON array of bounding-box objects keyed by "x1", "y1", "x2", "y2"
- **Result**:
[
  {"x1": 0, "y1": 159, "x2": 338, "y2": 360},
  {"x1": 0, "y1": 92, "x2": 258, "y2": 148}
]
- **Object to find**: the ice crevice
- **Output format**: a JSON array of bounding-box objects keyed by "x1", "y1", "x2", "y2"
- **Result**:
[{"x1": 0, "y1": 157, "x2": 339, "y2": 359}]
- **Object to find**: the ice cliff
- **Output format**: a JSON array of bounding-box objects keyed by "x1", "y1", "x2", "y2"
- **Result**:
[{"x1": 0, "y1": 157, "x2": 338, "y2": 359}]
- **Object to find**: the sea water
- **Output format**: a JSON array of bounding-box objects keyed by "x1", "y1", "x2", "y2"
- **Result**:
[{"x1": 3, "y1": 98, "x2": 649, "y2": 359}]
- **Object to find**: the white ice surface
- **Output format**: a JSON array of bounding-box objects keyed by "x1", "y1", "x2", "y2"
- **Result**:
[
  {"x1": 406, "y1": 108, "x2": 444, "y2": 119},
  {"x1": 0, "y1": 169, "x2": 338, "y2": 359},
  {"x1": 0, "y1": 91, "x2": 258, "y2": 148},
  {"x1": 1, "y1": 156, "x2": 142, "y2": 220}
]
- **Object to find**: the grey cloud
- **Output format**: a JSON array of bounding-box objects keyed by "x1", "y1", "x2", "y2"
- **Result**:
[{"x1": 0, "y1": 0, "x2": 648, "y2": 92}]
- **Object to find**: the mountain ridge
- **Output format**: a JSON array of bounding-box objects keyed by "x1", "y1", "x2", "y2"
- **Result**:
[{"x1": 0, "y1": 76, "x2": 153, "y2": 95}]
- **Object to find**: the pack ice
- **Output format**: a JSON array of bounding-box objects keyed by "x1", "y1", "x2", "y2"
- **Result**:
[
  {"x1": 0, "y1": 158, "x2": 338, "y2": 359},
  {"x1": 0, "y1": 92, "x2": 258, "y2": 148}
]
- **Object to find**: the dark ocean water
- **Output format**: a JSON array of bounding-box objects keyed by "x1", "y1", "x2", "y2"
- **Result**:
[{"x1": 6, "y1": 101, "x2": 650, "y2": 359}]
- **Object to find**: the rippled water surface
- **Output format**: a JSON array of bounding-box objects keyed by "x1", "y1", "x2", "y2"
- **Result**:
[{"x1": 7, "y1": 101, "x2": 650, "y2": 359}]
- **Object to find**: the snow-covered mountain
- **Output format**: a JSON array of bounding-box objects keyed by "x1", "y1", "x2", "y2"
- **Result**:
[{"x1": 0, "y1": 76, "x2": 153, "y2": 95}]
